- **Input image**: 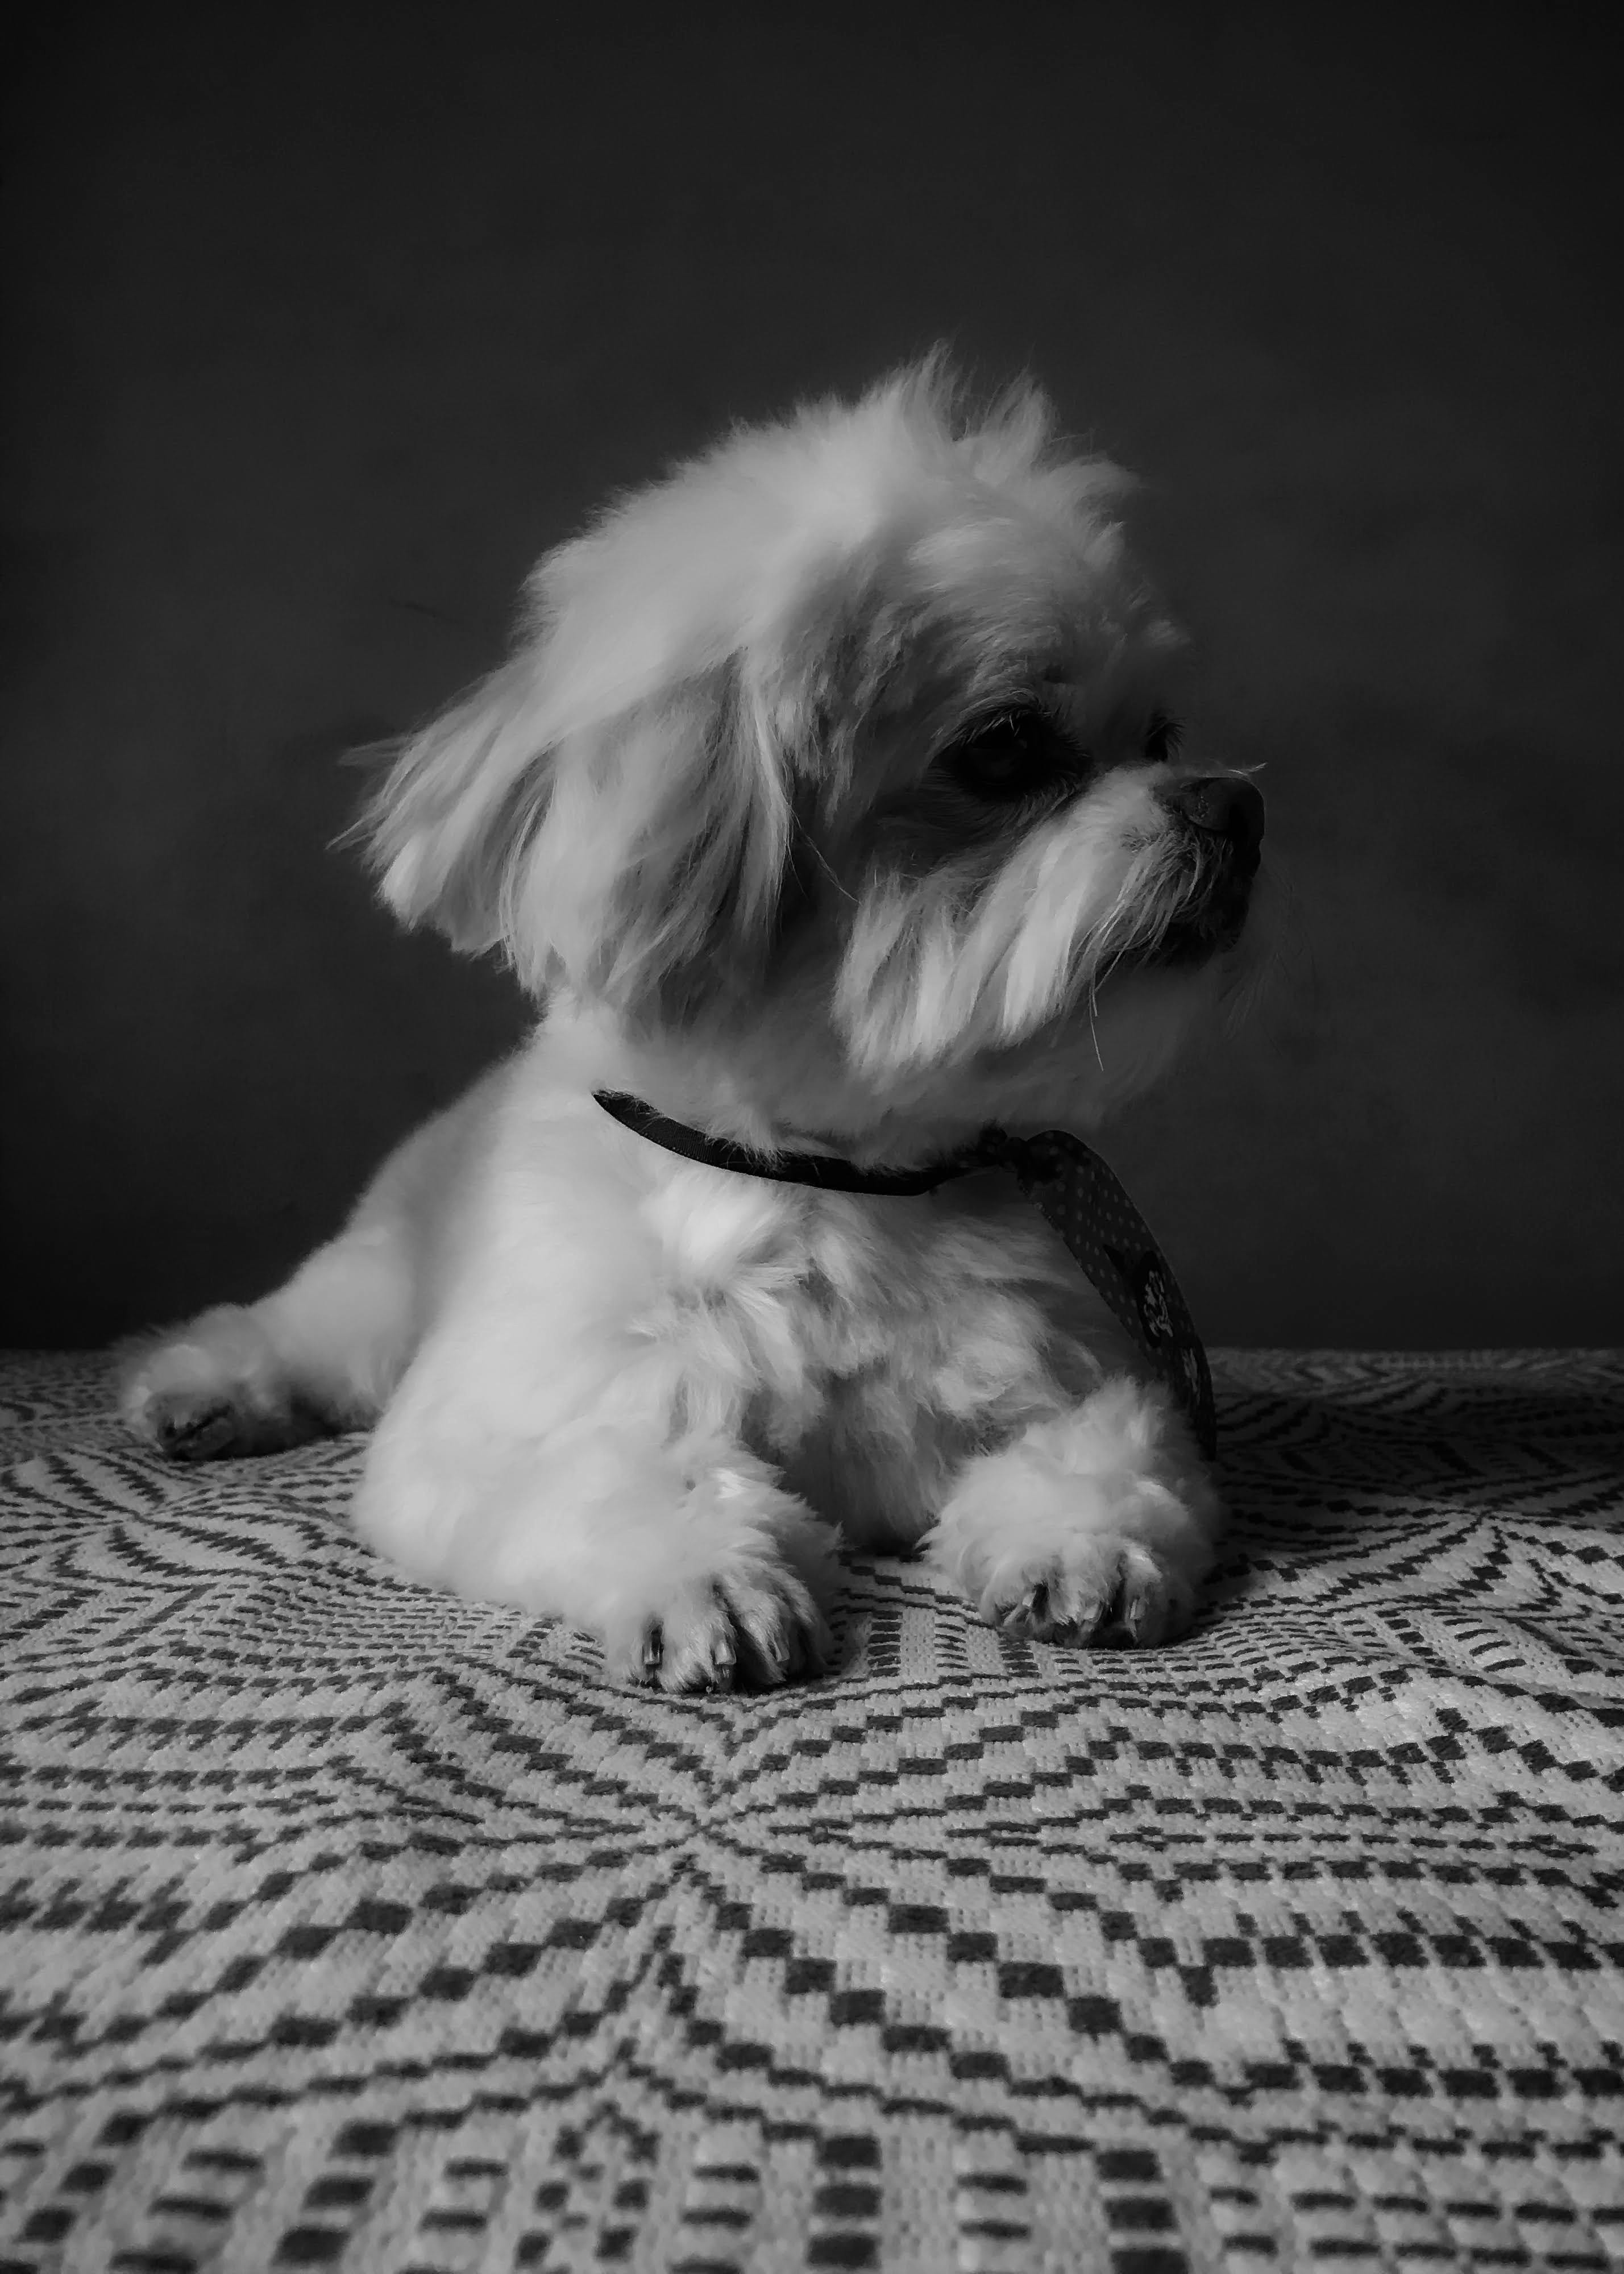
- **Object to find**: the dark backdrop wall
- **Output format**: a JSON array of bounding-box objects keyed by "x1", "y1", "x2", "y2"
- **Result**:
[{"x1": 3, "y1": 3, "x2": 1621, "y2": 1350}]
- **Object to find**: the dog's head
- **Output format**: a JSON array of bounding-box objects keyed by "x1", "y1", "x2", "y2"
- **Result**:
[{"x1": 364, "y1": 360, "x2": 1264, "y2": 1145}]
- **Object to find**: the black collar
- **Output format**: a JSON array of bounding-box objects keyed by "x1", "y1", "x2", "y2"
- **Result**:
[
  {"x1": 593, "y1": 1090, "x2": 997, "y2": 1195},
  {"x1": 593, "y1": 1089, "x2": 1218, "y2": 1457}
]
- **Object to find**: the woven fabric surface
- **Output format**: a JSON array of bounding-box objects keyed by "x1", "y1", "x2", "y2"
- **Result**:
[{"x1": 1, "y1": 1348, "x2": 1621, "y2": 2273}]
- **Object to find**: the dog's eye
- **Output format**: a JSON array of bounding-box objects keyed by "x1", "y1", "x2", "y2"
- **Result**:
[
  {"x1": 940, "y1": 708, "x2": 1079, "y2": 803},
  {"x1": 1144, "y1": 709, "x2": 1183, "y2": 765}
]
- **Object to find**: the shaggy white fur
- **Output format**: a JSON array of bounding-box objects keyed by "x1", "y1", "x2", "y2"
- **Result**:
[{"x1": 123, "y1": 359, "x2": 1262, "y2": 1692}]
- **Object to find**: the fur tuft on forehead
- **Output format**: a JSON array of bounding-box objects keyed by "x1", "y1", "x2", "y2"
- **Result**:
[{"x1": 515, "y1": 355, "x2": 1139, "y2": 747}]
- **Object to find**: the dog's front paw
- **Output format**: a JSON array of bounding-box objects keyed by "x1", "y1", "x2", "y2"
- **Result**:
[
  {"x1": 361, "y1": 1416, "x2": 841, "y2": 1695},
  {"x1": 605, "y1": 1562, "x2": 831, "y2": 1695},
  {"x1": 121, "y1": 1311, "x2": 318, "y2": 1462},
  {"x1": 928, "y1": 1383, "x2": 1220, "y2": 1653},
  {"x1": 982, "y1": 1537, "x2": 1196, "y2": 1649}
]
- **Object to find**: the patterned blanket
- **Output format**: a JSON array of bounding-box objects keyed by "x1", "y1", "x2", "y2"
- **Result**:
[{"x1": 2, "y1": 1349, "x2": 1621, "y2": 2273}]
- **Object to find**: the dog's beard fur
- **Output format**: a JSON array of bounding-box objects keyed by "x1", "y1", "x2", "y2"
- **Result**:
[
  {"x1": 360, "y1": 355, "x2": 1262, "y2": 1158},
  {"x1": 124, "y1": 357, "x2": 1265, "y2": 1692}
]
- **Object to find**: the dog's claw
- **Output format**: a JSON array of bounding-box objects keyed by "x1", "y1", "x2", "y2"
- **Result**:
[
  {"x1": 155, "y1": 1404, "x2": 243, "y2": 1462},
  {"x1": 129, "y1": 1371, "x2": 329, "y2": 1464},
  {"x1": 613, "y1": 1571, "x2": 828, "y2": 1696},
  {"x1": 982, "y1": 1545, "x2": 1191, "y2": 1651},
  {"x1": 1119, "y1": 1574, "x2": 1176, "y2": 1649},
  {"x1": 999, "y1": 1581, "x2": 1050, "y2": 1638}
]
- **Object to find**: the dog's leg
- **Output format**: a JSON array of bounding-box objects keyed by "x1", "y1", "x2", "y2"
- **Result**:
[
  {"x1": 118, "y1": 1231, "x2": 415, "y2": 1460},
  {"x1": 925, "y1": 1375, "x2": 1220, "y2": 1648},
  {"x1": 356, "y1": 1375, "x2": 837, "y2": 1691},
  {"x1": 119, "y1": 1078, "x2": 496, "y2": 1461}
]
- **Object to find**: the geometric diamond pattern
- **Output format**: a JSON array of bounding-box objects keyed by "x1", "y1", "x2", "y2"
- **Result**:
[{"x1": 2, "y1": 1348, "x2": 1622, "y2": 2271}]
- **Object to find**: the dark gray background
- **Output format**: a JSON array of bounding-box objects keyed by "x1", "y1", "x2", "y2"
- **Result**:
[{"x1": 4, "y1": 3, "x2": 1620, "y2": 1350}]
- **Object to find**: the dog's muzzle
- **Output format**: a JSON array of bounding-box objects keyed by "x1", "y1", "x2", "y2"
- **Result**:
[
  {"x1": 1153, "y1": 773, "x2": 1265, "y2": 960},
  {"x1": 1160, "y1": 773, "x2": 1265, "y2": 860}
]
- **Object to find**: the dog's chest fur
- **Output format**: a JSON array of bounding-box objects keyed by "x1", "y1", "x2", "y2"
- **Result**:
[{"x1": 629, "y1": 1163, "x2": 1111, "y2": 1547}]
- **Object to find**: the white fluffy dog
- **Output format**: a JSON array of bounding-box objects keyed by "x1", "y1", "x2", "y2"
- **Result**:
[{"x1": 122, "y1": 361, "x2": 1265, "y2": 1692}]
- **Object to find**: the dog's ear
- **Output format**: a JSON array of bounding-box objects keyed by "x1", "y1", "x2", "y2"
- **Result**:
[
  {"x1": 360, "y1": 653, "x2": 553, "y2": 959},
  {"x1": 360, "y1": 603, "x2": 795, "y2": 1012},
  {"x1": 508, "y1": 655, "x2": 794, "y2": 1011}
]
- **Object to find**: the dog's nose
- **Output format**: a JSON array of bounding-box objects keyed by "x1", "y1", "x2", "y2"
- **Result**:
[{"x1": 1161, "y1": 774, "x2": 1265, "y2": 854}]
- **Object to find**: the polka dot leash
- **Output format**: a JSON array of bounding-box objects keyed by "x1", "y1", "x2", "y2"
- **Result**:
[{"x1": 981, "y1": 1128, "x2": 1216, "y2": 1460}]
